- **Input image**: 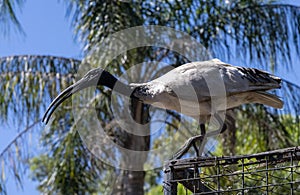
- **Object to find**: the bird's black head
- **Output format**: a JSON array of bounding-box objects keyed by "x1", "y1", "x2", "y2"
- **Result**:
[{"x1": 80, "y1": 68, "x2": 118, "y2": 89}]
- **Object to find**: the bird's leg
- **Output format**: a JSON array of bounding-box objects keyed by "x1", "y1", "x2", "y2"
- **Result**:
[
  {"x1": 196, "y1": 114, "x2": 227, "y2": 157},
  {"x1": 196, "y1": 123, "x2": 207, "y2": 157},
  {"x1": 199, "y1": 113, "x2": 227, "y2": 158},
  {"x1": 171, "y1": 134, "x2": 204, "y2": 160},
  {"x1": 192, "y1": 123, "x2": 206, "y2": 157},
  {"x1": 200, "y1": 123, "x2": 206, "y2": 135},
  {"x1": 215, "y1": 113, "x2": 227, "y2": 133},
  {"x1": 220, "y1": 123, "x2": 227, "y2": 133},
  {"x1": 205, "y1": 113, "x2": 227, "y2": 137},
  {"x1": 171, "y1": 114, "x2": 227, "y2": 160},
  {"x1": 192, "y1": 142, "x2": 199, "y2": 157},
  {"x1": 171, "y1": 123, "x2": 206, "y2": 160}
]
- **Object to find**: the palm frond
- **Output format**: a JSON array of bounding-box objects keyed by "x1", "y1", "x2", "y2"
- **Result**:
[
  {"x1": 0, "y1": 120, "x2": 41, "y2": 195},
  {"x1": 66, "y1": 1, "x2": 300, "y2": 72},
  {"x1": 0, "y1": 55, "x2": 81, "y2": 124},
  {"x1": 0, "y1": 0, "x2": 25, "y2": 36}
]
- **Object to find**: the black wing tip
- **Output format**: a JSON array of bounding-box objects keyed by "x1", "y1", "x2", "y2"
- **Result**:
[{"x1": 239, "y1": 67, "x2": 282, "y2": 88}]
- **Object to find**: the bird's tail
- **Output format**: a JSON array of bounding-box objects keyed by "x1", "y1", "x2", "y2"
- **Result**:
[{"x1": 253, "y1": 91, "x2": 283, "y2": 109}]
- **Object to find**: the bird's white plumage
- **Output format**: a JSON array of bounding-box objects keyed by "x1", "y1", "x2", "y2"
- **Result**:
[{"x1": 131, "y1": 59, "x2": 282, "y2": 118}]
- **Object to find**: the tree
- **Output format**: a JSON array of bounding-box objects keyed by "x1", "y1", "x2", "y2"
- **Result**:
[{"x1": 0, "y1": 0, "x2": 300, "y2": 194}]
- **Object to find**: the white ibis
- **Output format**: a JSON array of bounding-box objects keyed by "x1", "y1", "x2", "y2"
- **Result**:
[{"x1": 42, "y1": 59, "x2": 283, "y2": 158}]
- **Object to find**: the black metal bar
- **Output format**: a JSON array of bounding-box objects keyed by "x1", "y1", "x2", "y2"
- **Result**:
[
  {"x1": 291, "y1": 154, "x2": 294, "y2": 195},
  {"x1": 266, "y1": 156, "x2": 269, "y2": 195},
  {"x1": 163, "y1": 165, "x2": 177, "y2": 195},
  {"x1": 163, "y1": 145, "x2": 300, "y2": 194},
  {"x1": 242, "y1": 158, "x2": 245, "y2": 195},
  {"x1": 216, "y1": 157, "x2": 220, "y2": 194}
]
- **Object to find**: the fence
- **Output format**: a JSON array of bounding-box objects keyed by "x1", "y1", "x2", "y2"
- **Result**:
[{"x1": 163, "y1": 146, "x2": 300, "y2": 194}]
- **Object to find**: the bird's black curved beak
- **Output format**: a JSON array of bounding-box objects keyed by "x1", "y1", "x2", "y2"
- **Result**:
[{"x1": 42, "y1": 72, "x2": 99, "y2": 124}]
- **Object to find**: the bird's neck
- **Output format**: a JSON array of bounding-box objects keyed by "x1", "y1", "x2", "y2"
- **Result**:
[
  {"x1": 98, "y1": 70, "x2": 119, "y2": 89},
  {"x1": 98, "y1": 70, "x2": 132, "y2": 97}
]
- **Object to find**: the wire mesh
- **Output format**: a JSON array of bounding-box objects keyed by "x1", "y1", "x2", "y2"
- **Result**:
[{"x1": 163, "y1": 146, "x2": 300, "y2": 194}]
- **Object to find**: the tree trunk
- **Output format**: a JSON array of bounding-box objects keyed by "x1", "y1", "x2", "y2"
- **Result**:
[{"x1": 112, "y1": 99, "x2": 150, "y2": 195}]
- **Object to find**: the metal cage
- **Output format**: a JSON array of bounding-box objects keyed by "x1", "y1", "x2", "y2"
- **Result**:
[{"x1": 163, "y1": 146, "x2": 300, "y2": 194}]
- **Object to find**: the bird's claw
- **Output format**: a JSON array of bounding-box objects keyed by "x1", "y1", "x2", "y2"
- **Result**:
[
  {"x1": 171, "y1": 114, "x2": 227, "y2": 160},
  {"x1": 171, "y1": 135, "x2": 204, "y2": 160}
]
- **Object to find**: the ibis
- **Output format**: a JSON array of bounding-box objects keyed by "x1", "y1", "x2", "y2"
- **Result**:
[{"x1": 42, "y1": 59, "x2": 283, "y2": 158}]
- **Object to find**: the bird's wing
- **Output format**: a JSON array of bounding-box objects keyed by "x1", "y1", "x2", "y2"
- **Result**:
[
  {"x1": 247, "y1": 91, "x2": 283, "y2": 108},
  {"x1": 219, "y1": 65, "x2": 281, "y2": 94},
  {"x1": 148, "y1": 59, "x2": 281, "y2": 103},
  {"x1": 147, "y1": 61, "x2": 220, "y2": 102}
]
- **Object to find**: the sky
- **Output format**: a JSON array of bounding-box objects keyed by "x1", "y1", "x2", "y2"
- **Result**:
[
  {"x1": 0, "y1": 1, "x2": 81, "y2": 194},
  {"x1": 0, "y1": 0, "x2": 81, "y2": 58},
  {"x1": 0, "y1": 0, "x2": 299, "y2": 194}
]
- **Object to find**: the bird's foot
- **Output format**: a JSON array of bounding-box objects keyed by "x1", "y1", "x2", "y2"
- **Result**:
[
  {"x1": 170, "y1": 114, "x2": 227, "y2": 160},
  {"x1": 171, "y1": 134, "x2": 204, "y2": 160}
]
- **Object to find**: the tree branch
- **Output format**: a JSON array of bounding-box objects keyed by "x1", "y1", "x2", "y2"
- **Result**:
[{"x1": 0, "y1": 119, "x2": 41, "y2": 158}]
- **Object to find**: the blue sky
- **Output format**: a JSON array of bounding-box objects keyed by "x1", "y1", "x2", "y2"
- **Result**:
[
  {"x1": 0, "y1": 0, "x2": 299, "y2": 194},
  {"x1": 0, "y1": 0, "x2": 81, "y2": 58},
  {"x1": 0, "y1": 1, "x2": 81, "y2": 194}
]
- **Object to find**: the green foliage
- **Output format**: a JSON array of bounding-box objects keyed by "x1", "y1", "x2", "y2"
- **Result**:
[
  {"x1": 0, "y1": 0, "x2": 25, "y2": 36},
  {"x1": 0, "y1": 55, "x2": 82, "y2": 194},
  {"x1": 0, "y1": 55, "x2": 80, "y2": 124},
  {"x1": 145, "y1": 184, "x2": 163, "y2": 195},
  {"x1": 146, "y1": 183, "x2": 192, "y2": 195},
  {"x1": 215, "y1": 112, "x2": 300, "y2": 156},
  {"x1": 30, "y1": 126, "x2": 110, "y2": 194},
  {"x1": 66, "y1": 0, "x2": 144, "y2": 53},
  {"x1": 67, "y1": 0, "x2": 300, "y2": 70},
  {"x1": 208, "y1": 112, "x2": 300, "y2": 194}
]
